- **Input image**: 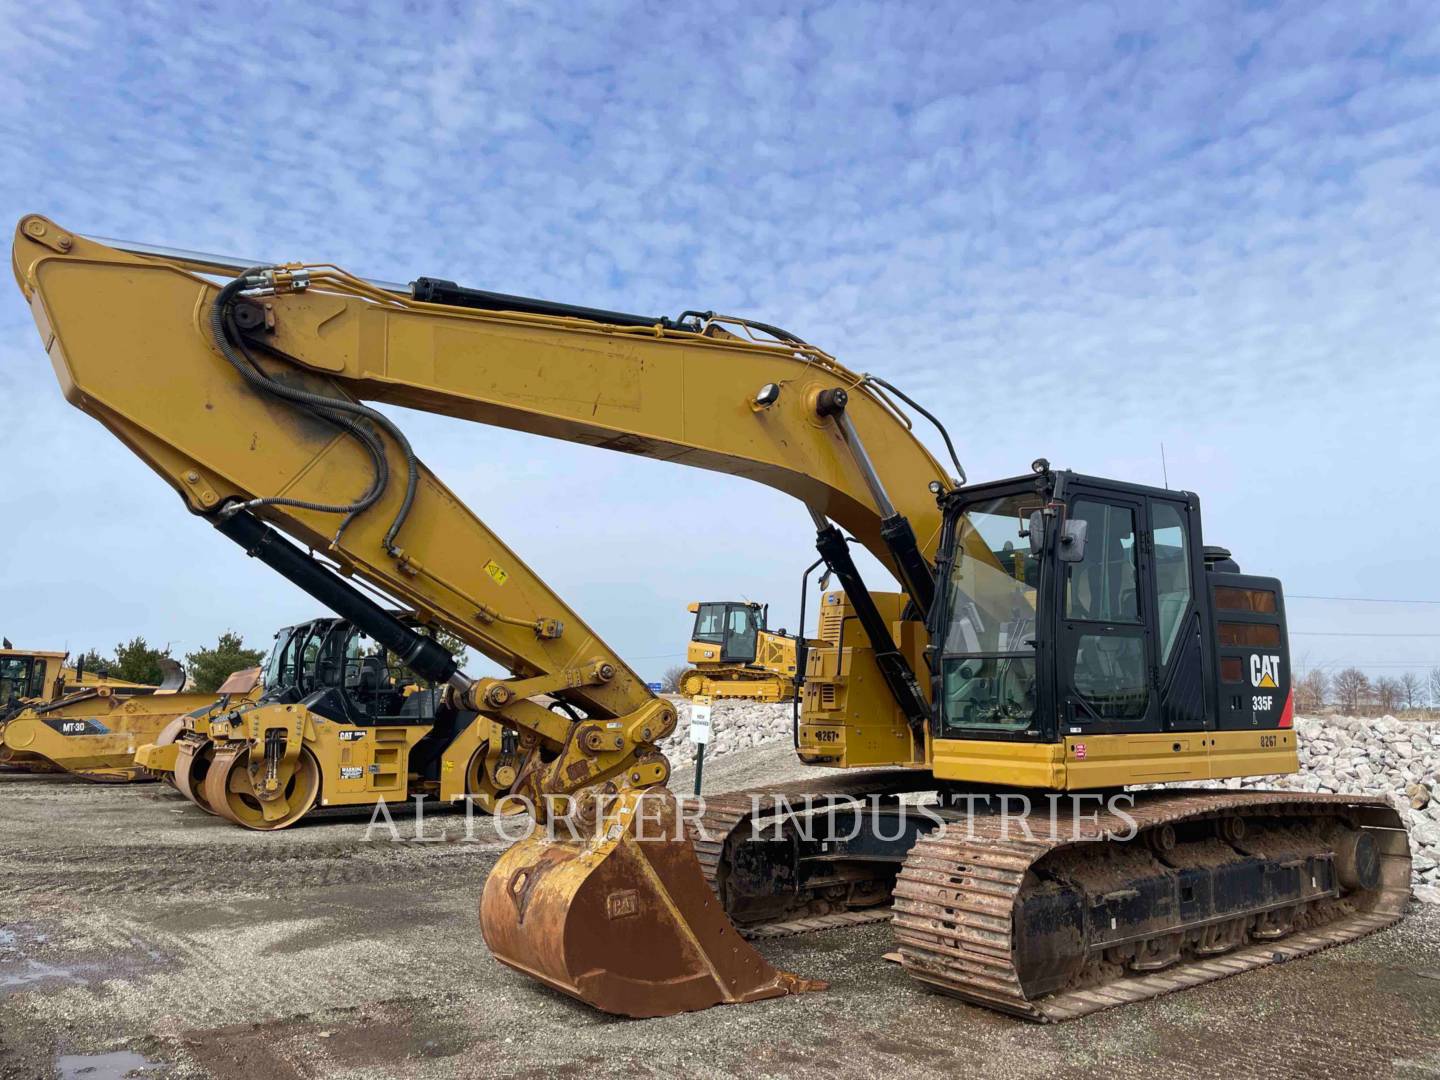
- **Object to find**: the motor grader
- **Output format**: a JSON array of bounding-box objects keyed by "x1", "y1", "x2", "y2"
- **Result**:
[
  {"x1": 677, "y1": 600, "x2": 803, "y2": 701},
  {"x1": 0, "y1": 651, "x2": 221, "y2": 782},
  {"x1": 11, "y1": 216, "x2": 1409, "y2": 1021}
]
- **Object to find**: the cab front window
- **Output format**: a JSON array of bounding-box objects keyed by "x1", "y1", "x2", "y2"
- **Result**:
[
  {"x1": 0, "y1": 657, "x2": 33, "y2": 705},
  {"x1": 939, "y1": 494, "x2": 1041, "y2": 733}
]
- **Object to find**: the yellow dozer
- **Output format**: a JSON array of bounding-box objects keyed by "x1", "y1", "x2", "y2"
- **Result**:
[
  {"x1": 677, "y1": 601, "x2": 802, "y2": 701},
  {"x1": 13, "y1": 218, "x2": 1409, "y2": 1021}
]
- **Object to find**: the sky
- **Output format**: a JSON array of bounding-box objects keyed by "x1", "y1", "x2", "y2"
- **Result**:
[{"x1": 1, "y1": 0, "x2": 1438, "y2": 688}]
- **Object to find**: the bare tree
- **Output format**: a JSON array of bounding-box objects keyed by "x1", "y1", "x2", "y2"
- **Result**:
[
  {"x1": 1333, "y1": 667, "x2": 1371, "y2": 715},
  {"x1": 1374, "y1": 676, "x2": 1402, "y2": 715},
  {"x1": 1400, "y1": 672, "x2": 1423, "y2": 713},
  {"x1": 661, "y1": 664, "x2": 690, "y2": 693},
  {"x1": 1430, "y1": 666, "x2": 1440, "y2": 711},
  {"x1": 1295, "y1": 668, "x2": 1329, "y2": 712}
]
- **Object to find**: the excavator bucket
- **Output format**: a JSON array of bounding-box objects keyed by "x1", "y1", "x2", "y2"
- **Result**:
[{"x1": 480, "y1": 787, "x2": 821, "y2": 1017}]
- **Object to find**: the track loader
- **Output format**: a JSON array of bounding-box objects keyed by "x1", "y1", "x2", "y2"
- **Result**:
[
  {"x1": 678, "y1": 600, "x2": 803, "y2": 701},
  {"x1": 11, "y1": 216, "x2": 1409, "y2": 1020}
]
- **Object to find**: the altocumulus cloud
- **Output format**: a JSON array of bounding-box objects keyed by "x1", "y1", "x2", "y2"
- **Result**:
[{"x1": 0, "y1": 0, "x2": 1437, "y2": 677}]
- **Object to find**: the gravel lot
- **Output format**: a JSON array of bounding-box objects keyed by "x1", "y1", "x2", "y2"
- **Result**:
[{"x1": 2, "y1": 744, "x2": 1440, "y2": 1080}]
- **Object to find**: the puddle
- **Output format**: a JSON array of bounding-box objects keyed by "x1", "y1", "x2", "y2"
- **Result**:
[
  {"x1": 0, "y1": 958, "x2": 82, "y2": 991},
  {"x1": 55, "y1": 1050, "x2": 160, "y2": 1079}
]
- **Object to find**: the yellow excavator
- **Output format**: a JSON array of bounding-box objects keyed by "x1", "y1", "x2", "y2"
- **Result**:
[
  {"x1": 12, "y1": 216, "x2": 1408, "y2": 1021},
  {"x1": 678, "y1": 600, "x2": 802, "y2": 701}
]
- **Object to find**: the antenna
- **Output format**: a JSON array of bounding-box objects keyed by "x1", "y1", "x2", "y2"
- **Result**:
[{"x1": 1160, "y1": 442, "x2": 1170, "y2": 489}]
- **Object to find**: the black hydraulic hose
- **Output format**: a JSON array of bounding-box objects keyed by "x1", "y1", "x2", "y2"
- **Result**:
[
  {"x1": 208, "y1": 271, "x2": 421, "y2": 553},
  {"x1": 791, "y1": 555, "x2": 826, "y2": 749},
  {"x1": 862, "y1": 374, "x2": 966, "y2": 485},
  {"x1": 228, "y1": 320, "x2": 390, "y2": 539}
]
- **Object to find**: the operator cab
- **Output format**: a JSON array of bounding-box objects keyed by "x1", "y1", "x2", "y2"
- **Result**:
[
  {"x1": 690, "y1": 601, "x2": 767, "y2": 664},
  {"x1": 929, "y1": 468, "x2": 1291, "y2": 744},
  {"x1": 0, "y1": 652, "x2": 49, "y2": 715},
  {"x1": 258, "y1": 617, "x2": 443, "y2": 725}
]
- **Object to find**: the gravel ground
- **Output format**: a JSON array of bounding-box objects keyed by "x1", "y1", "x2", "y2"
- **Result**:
[{"x1": 2, "y1": 746, "x2": 1440, "y2": 1080}]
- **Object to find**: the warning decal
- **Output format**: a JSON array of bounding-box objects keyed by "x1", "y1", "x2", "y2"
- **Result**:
[{"x1": 483, "y1": 560, "x2": 509, "y2": 586}]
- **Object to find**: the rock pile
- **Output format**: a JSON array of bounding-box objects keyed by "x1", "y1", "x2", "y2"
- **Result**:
[
  {"x1": 663, "y1": 703, "x2": 1440, "y2": 901},
  {"x1": 1216, "y1": 714, "x2": 1440, "y2": 902},
  {"x1": 663, "y1": 699, "x2": 795, "y2": 762}
]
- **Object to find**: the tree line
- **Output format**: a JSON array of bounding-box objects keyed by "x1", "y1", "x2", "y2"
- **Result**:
[
  {"x1": 76, "y1": 632, "x2": 266, "y2": 694},
  {"x1": 1295, "y1": 666, "x2": 1440, "y2": 715}
]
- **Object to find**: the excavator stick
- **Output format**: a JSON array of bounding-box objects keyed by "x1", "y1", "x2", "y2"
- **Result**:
[{"x1": 480, "y1": 787, "x2": 822, "y2": 1017}]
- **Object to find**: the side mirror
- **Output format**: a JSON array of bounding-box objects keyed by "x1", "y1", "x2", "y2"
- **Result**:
[
  {"x1": 1026, "y1": 511, "x2": 1046, "y2": 546},
  {"x1": 1058, "y1": 519, "x2": 1088, "y2": 563}
]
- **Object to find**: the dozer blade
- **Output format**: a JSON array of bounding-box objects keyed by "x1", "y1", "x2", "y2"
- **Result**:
[{"x1": 480, "y1": 787, "x2": 822, "y2": 1018}]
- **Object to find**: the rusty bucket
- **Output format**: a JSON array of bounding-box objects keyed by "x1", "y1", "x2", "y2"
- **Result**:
[{"x1": 480, "y1": 787, "x2": 820, "y2": 1017}]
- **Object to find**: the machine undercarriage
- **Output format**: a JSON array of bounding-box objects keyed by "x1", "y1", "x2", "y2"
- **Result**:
[{"x1": 692, "y1": 774, "x2": 1409, "y2": 1018}]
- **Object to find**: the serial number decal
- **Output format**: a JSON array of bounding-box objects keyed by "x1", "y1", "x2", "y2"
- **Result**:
[
  {"x1": 813, "y1": 729, "x2": 840, "y2": 743},
  {"x1": 1260, "y1": 735, "x2": 1278, "y2": 748}
]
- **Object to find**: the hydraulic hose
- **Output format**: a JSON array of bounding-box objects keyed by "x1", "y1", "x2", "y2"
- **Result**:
[
  {"x1": 207, "y1": 270, "x2": 421, "y2": 553},
  {"x1": 861, "y1": 374, "x2": 966, "y2": 485}
]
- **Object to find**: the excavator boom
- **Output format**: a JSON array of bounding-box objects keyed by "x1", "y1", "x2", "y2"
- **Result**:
[{"x1": 11, "y1": 216, "x2": 946, "y2": 1016}]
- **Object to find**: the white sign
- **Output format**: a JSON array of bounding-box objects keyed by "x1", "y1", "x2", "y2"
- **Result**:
[{"x1": 689, "y1": 697, "x2": 713, "y2": 745}]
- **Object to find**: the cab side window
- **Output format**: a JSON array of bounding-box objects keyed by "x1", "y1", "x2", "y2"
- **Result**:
[
  {"x1": 1152, "y1": 502, "x2": 1192, "y2": 665},
  {"x1": 727, "y1": 607, "x2": 757, "y2": 655},
  {"x1": 28, "y1": 659, "x2": 47, "y2": 698},
  {"x1": 1065, "y1": 500, "x2": 1139, "y2": 622}
]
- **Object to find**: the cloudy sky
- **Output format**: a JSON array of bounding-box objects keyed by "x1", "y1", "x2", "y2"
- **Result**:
[{"x1": 2, "y1": 0, "x2": 1438, "y2": 687}]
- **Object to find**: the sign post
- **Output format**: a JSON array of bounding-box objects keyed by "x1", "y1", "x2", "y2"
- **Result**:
[{"x1": 688, "y1": 694, "x2": 713, "y2": 796}]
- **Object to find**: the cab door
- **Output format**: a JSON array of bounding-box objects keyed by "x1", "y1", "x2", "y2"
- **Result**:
[
  {"x1": 1146, "y1": 496, "x2": 1212, "y2": 731},
  {"x1": 1058, "y1": 491, "x2": 1160, "y2": 734},
  {"x1": 720, "y1": 605, "x2": 759, "y2": 664}
]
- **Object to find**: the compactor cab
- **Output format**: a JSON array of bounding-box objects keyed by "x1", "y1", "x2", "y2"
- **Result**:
[
  {"x1": 258, "y1": 618, "x2": 439, "y2": 725},
  {"x1": 922, "y1": 467, "x2": 1296, "y2": 786}
]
